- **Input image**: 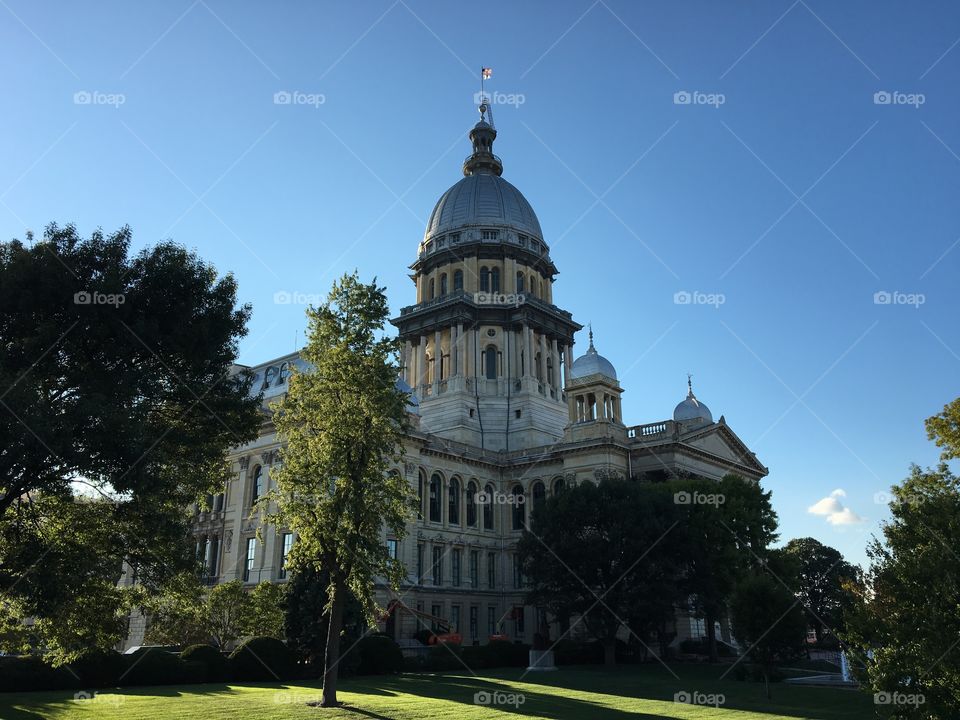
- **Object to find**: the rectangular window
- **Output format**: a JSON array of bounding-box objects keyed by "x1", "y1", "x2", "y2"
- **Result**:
[
  {"x1": 469, "y1": 606, "x2": 478, "y2": 640},
  {"x1": 417, "y1": 543, "x2": 424, "y2": 583},
  {"x1": 279, "y1": 533, "x2": 294, "y2": 579},
  {"x1": 452, "y1": 549, "x2": 461, "y2": 587},
  {"x1": 481, "y1": 229, "x2": 499, "y2": 241},
  {"x1": 243, "y1": 537, "x2": 256, "y2": 582},
  {"x1": 514, "y1": 606, "x2": 525, "y2": 637},
  {"x1": 432, "y1": 546, "x2": 443, "y2": 585},
  {"x1": 431, "y1": 604, "x2": 442, "y2": 632},
  {"x1": 470, "y1": 550, "x2": 479, "y2": 588},
  {"x1": 450, "y1": 605, "x2": 461, "y2": 634},
  {"x1": 387, "y1": 538, "x2": 398, "y2": 560},
  {"x1": 487, "y1": 552, "x2": 496, "y2": 589},
  {"x1": 513, "y1": 554, "x2": 523, "y2": 589},
  {"x1": 487, "y1": 606, "x2": 496, "y2": 637}
]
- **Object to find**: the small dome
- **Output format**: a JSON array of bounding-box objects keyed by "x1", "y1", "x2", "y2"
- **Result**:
[
  {"x1": 673, "y1": 377, "x2": 713, "y2": 425},
  {"x1": 569, "y1": 330, "x2": 617, "y2": 380},
  {"x1": 396, "y1": 377, "x2": 420, "y2": 415}
]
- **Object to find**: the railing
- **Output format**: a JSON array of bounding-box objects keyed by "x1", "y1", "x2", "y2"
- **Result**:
[{"x1": 627, "y1": 421, "x2": 672, "y2": 439}]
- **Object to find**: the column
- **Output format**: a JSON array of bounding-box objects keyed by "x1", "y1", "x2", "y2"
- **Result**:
[
  {"x1": 551, "y1": 338, "x2": 560, "y2": 391},
  {"x1": 418, "y1": 335, "x2": 427, "y2": 390},
  {"x1": 523, "y1": 324, "x2": 533, "y2": 378},
  {"x1": 564, "y1": 344, "x2": 574, "y2": 387},
  {"x1": 455, "y1": 323, "x2": 464, "y2": 376},
  {"x1": 434, "y1": 329, "x2": 442, "y2": 388},
  {"x1": 467, "y1": 326, "x2": 475, "y2": 377},
  {"x1": 538, "y1": 333, "x2": 547, "y2": 385},
  {"x1": 403, "y1": 340, "x2": 413, "y2": 385}
]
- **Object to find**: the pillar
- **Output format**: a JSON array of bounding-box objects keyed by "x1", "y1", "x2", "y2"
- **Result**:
[{"x1": 418, "y1": 335, "x2": 427, "y2": 389}]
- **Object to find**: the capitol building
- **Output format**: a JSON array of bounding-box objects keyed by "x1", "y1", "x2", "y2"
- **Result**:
[{"x1": 122, "y1": 106, "x2": 768, "y2": 651}]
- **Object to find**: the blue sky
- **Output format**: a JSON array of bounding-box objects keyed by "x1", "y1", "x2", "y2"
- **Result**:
[{"x1": 3, "y1": 0, "x2": 959, "y2": 568}]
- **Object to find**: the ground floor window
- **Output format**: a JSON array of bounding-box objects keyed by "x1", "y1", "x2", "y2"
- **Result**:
[
  {"x1": 487, "y1": 606, "x2": 496, "y2": 637},
  {"x1": 470, "y1": 606, "x2": 479, "y2": 640}
]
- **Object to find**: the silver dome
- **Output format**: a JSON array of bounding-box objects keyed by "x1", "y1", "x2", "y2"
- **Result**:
[
  {"x1": 424, "y1": 173, "x2": 543, "y2": 243},
  {"x1": 673, "y1": 378, "x2": 712, "y2": 424},
  {"x1": 396, "y1": 377, "x2": 420, "y2": 415},
  {"x1": 569, "y1": 332, "x2": 617, "y2": 380}
]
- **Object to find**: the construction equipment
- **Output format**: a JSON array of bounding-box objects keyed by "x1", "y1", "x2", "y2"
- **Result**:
[{"x1": 381, "y1": 599, "x2": 462, "y2": 646}]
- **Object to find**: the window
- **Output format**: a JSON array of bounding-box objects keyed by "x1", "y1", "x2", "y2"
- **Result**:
[
  {"x1": 432, "y1": 546, "x2": 443, "y2": 585},
  {"x1": 450, "y1": 605, "x2": 461, "y2": 634},
  {"x1": 417, "y1": 470, "x2": 425, "y2": 519},
  {"x1": 470, "y1": 607, "x2": 479, "y2": 640},
  {"x1": 387, "y1": 538, "x2": 398, "y2": 560},
  {"x1": 452, "y1": 549, "x2": 462, "y2": 587},
  {"x1": 491, "y1": 267, "x2": 500, "y2": 292},
  {"x1": 450, "y1": 233, "x2": 460, "y2": 243},
  {"x1": 448, "y1": 477, "x2": 460, "y2": 525},
  {"x1": 483, "y1": 484, "x2": 495, "y2": 530},
  {"x1": 440, "y1": 273, "x2": 448, "y2": 296},
  {"x1": 243, "y1": 537, "x2": 256, "y2": 582},
  {"x1": 453, "y1": 269, "x2": 463, "y2": 291},
  {"x1": 518, "y1": 234, "x2": 528, "y2": 247},
  {"x1": 513, "y1": 554, "x2": 523, "y2": 589},
  {"x1": 553, "y1": 476, "x2": 565, "y2": 495},
  {"x1": 470, "y1": 550, "x2": 479, "y2": 588},
  {"x1": 487, "y1": 606, "x2": 496, "y2": 636},
  {"x1": 547, "y1": 357, "x2": 554, "y2": 386},
  {"x1": 213, "y1": 492, "x2": 224, "y2": 513},
  {"x1": 429, "y1": 473, "x2": 442, "y2": 522},
  {"x1": 431, "y1": 604, "x2": 442, "y2": 632},
  {"x1": 428, "y1": 278, "x2": 435, "y2": 300},
  {"x1": 514, "y1": 606, "x2": 525, "y2": 636},
  {"x1": 532, "y1": 481, "x2": 546, "y2": 517},
  {"x1": 487, "y1": 551, "x2": 497, "y2": 589},
  {"x1": 250, "y1": 465, "x2": 263, "y2": 505},
  {"x1": 279, "y1": 533, "x2": 294, "y2": 579},
  {"x1": 512, "y1": 485, "x2": 525, "y2": 530},
  {"x1": 466, "y1": 481, "x2": 478, "y2": 526},
  {"x1": 417, "y1": 543, "x2": 424, "y2": 583},
  {"x1": 482, "y1": 229, "x2": 499, "y2": 240},
  {"x1": 479, "y1": 267, "x2": 489, "y2": 292},
  {"x1": 436, "y1": 236, "x2": 445, "y2": 247},
  {"x1": 484, "y1": 345, "x2": 497, "y2": 380},
  {"x1": 516, "y1": 271, "x2": 525, "y2": 293}
]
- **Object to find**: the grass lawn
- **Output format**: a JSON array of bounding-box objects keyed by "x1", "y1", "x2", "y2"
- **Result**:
[{"x1": 0, "y1": 664, "x2": 874, "y2": 719}]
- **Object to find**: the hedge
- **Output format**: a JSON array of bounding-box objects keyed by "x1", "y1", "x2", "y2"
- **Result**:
[
  {"x1": 181, "y1": 644, "x2": 228, "y2": 683},
  {"x1": 354, "y1": 634, "x2": 403, "y2": 675},
  {"x1": 228, "y1": 636, "x2": 295, "y2": 681}
]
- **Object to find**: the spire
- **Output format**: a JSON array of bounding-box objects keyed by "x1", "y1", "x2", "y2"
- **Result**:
[
  {"x1": 588, "y1": 324, "x2": 595, "y2": 352},
  {"x1": 463, "y1": 102, "x2": 503, "y2": 177},
  {"x1": 687, "y1": 373, "x2": 695, "y2": 399}
]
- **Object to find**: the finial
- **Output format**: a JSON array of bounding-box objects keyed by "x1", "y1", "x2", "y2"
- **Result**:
[
  {"x1": 588, "y1": 324, "x2": 595, "y2": 351},
  {"x1": 687, "y1": 373, "x2": 695, "y2": 398}
]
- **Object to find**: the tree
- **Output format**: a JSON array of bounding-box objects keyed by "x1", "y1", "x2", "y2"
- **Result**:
[
  {"x1": 518, "y1": 478, "x2": 683, "y2": 666},
  {"x1": 778, "y1": 537, "x2": 859, "y2": 644},
  {"x1": 926, "y1": 397, "x2": 960, "y2": 460},
  {"x1": 284, "y1": 567, "x2": 363, "y2": 667},
  {"x1": 843, "y1": 463, "x2": 960, "y2": 718},
  {"x1": 673, "y1": 474, "x2": 778, "y2": 662},
  {"x1": 269, "y1": 273, "x2": 412, "y2": 707},
  {"x1": 206, "y1": 581, "x2": 250, "y2": 650},
  {"x1": 730, "y1": 572, "x2": 807, "y2": 699},
  {"x1": 0, "y1": 223, "x2": 261, "y2": 657},
  {"x1": 244, "y1": 581, "x2": 287, "y2": 639}
]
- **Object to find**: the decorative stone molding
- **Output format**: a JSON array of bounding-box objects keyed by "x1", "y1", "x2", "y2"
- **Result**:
[
  {"x1": 238, "y1": 456, "x2": 249, "y2": 470},
  {"x1": 260, "y1": 449, "x2": 278, "y2": 466},
  {"x1": 224, "y1": 530, "x2": 233, "y2": 552},
  {"x1": 404, "y1": 461, "x2": 417, "y2": 476}
]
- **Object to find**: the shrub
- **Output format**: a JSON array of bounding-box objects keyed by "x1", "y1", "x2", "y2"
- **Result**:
[
  {"x1": 229, "y1": 636, "x2": 295, "y2": 681},
  {"x1": 73, "y1": 649, "x2": 126, "y2": 688},
  {"x1": 120, "y1": 648, "x2": 187, "y2": 687},
  {"x1": 354, "y1": 634, "x2": 403, "y2": 675},
  {"x1": 181, "y1": 644, "x2": 228, "y2": 683},
  {"x1": 460, "y1": 644, "x2": 488, "y2": 670},
  {"x1": 482, "y1": 640, "x2": 530, "y2": 668},
  {"x1": 424, "y1": 644, "x2": 464, "y2": 671},
  {"x1": 0, "y1": 656, "x2": 79, "y2": 692},
  {"x1": 553, "y1": 639, "x2": 602, "y2": 665}
]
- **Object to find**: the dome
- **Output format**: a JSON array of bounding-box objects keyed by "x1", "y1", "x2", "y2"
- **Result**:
[
  {"x1": 569, "y1": 330, "x2": 617, "y2": 380},
  {"x1": 395, "y1": 377, "x2": 420, "y2": 415},
  {"x1": 673, "y1": 377, "x2": 713, "y2": 424},
  {"x1": 424, "y1": 173, "x2": 543, "y2": 243}
]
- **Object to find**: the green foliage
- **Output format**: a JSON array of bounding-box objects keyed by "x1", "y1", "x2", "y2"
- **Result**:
[
  {"x1": 0, "y1": 656, "x2": 81, "y2": 692},
  {"x1": 0, "y1": 223, "x2": 260, "y2": 655},
  {"x1": 228, "y1": 636, "x2": 295, "y2": 681},
  {"x1": 730, "y1": 572, "x2": 807, "y2": 698},
  {"x1": 354, "y1": 634, "x2": 403, "y2": 675},
  {"x1": 843, "y1": 463, "x2": 960, "y2": 718},
  {"x1": 119, "y1": 648, "x2": 188, "y2": 687},
  {"x1": 142, "y1": 572, "x2": 209, "y2": 647},
  {"x1": 269, "y1": 273, "x2": 414, "y2": 705},
  {"x1": 283, "y1": 567, "x2": 363, "y2": 664},
  {"x1": 72, "y1": 649, "x2": 127, "y2": 688},
  {"x1": 244, "y1": 581, "x2": 287, "y2": 639},
  {"x1": 206, "y1": 581, "x2": 249, "y2": 650},
  {"x1": 925, "y1": 397, "x2": 960, "y2": 460},
  {"x1": 181, "y1": 644, "x2": 228, "y2": 683}
]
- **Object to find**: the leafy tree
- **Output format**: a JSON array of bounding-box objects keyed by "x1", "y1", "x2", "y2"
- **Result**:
[
  {"x1": 143, "y1": 572, "x2": 208, "y2": 647},
  {"x1": 284, "y1": 567, "x2": 363, "y2": 667},
  {"x1": 268, "y1": 273, "x2": 412, "y2": 707},
  {"x1": 0, "y1": 223, "x2": 261, "y2": 656},
  {"x1": 243, "y1": 581, "x2": 287, "y2": 639},
  {"x1": 519, "y1": 479, "x2": 683, "y2": 666},
  {"x1": 729, "y1": 571, "x2": 807, "y2": 699},
  {"x1": 206, "y1": 581, "x2": 250, "y2": 650},
  {"x1": 778, "y1": 537, "x2": 859, "y2": 643},
  {"x1": 844, "y1": 463, "x2": 960, "y2": 718},
  {"x1": 926, "y1": 397, "x2": 960, "y2": 460}
]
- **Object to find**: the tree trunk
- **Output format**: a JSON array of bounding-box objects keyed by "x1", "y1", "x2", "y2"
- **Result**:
[
  {"x1": 602, "y1": 638, "x2": 616, "y2": 666},
  {"x1": 705, "y1": 610, "x2": 718, "y2": 663},
  {"x1": 763, "y1": 667, "x2": 770, "y2": 699},
  {"x1": 321, "y1": 583, "x2": 346, "y2": 708}
]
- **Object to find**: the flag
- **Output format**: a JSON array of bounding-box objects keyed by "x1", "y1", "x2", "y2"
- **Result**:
[{"x1": 482, "y1": 67, "x2": 492, "y2": 80}]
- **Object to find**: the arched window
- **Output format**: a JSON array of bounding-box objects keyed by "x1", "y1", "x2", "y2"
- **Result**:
[
  {"x1": 547, "y1": 357, "x2": 554, "y2": 386},
  {"x1": 516, "y1": 271, "x2": 525, "y2": 293},
  {"x1": 466, "y1": 481, "x2": 478, "y2": 526},
  {"x1": 448, "y1": 477, "x2": 461, "y2": 525},
  {"x1": 480, "y1": 267, "x2": 490, "y2": 292},
  {"x1": 453, "y1": 269, "x2": 463, "y2": 291},
  {"x1": 440, "y1": 273, "x2": 448, "y2": 296},
  {"x1": 491, "y1": 267, "x2": 500, "y2": 292},
  {"x1": 511, "y1": 484, "x2": 525, "y2": 530},
  {"x1": 429, "y1": 473, "x2": 442, "y2": 522},
  {"x1": 483, "y1": 483, "x2": 495, "y2": 530},
  {"x1": 552, "y1": 476, "x2": 565, "y2": 495},
  {"x1": 418, "y1": 469, "x2": 426, "y2": 519},
  {"x1": 529, "y1": 274, "x2": 537, "y2": 297},
  {"x1": 535, "y1": 352, "x2": 543, "y2": 382},
  {"x1": 532, "y1": 481, "x2": 546, "y2": 517},
  {"x1": 485, "y1": 345, "x2": 498, "y2": 380},
  {"x1": 429, "y1": 278, "x2": 435, "y2": 300},
  {"x1": 251, "y1": 465, "x2": 263, "y2": 504}
]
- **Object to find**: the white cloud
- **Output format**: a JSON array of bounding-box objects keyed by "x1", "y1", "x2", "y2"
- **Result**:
[{"x1": 808, "y1": 489, "x2": 864, "y2": 526}]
